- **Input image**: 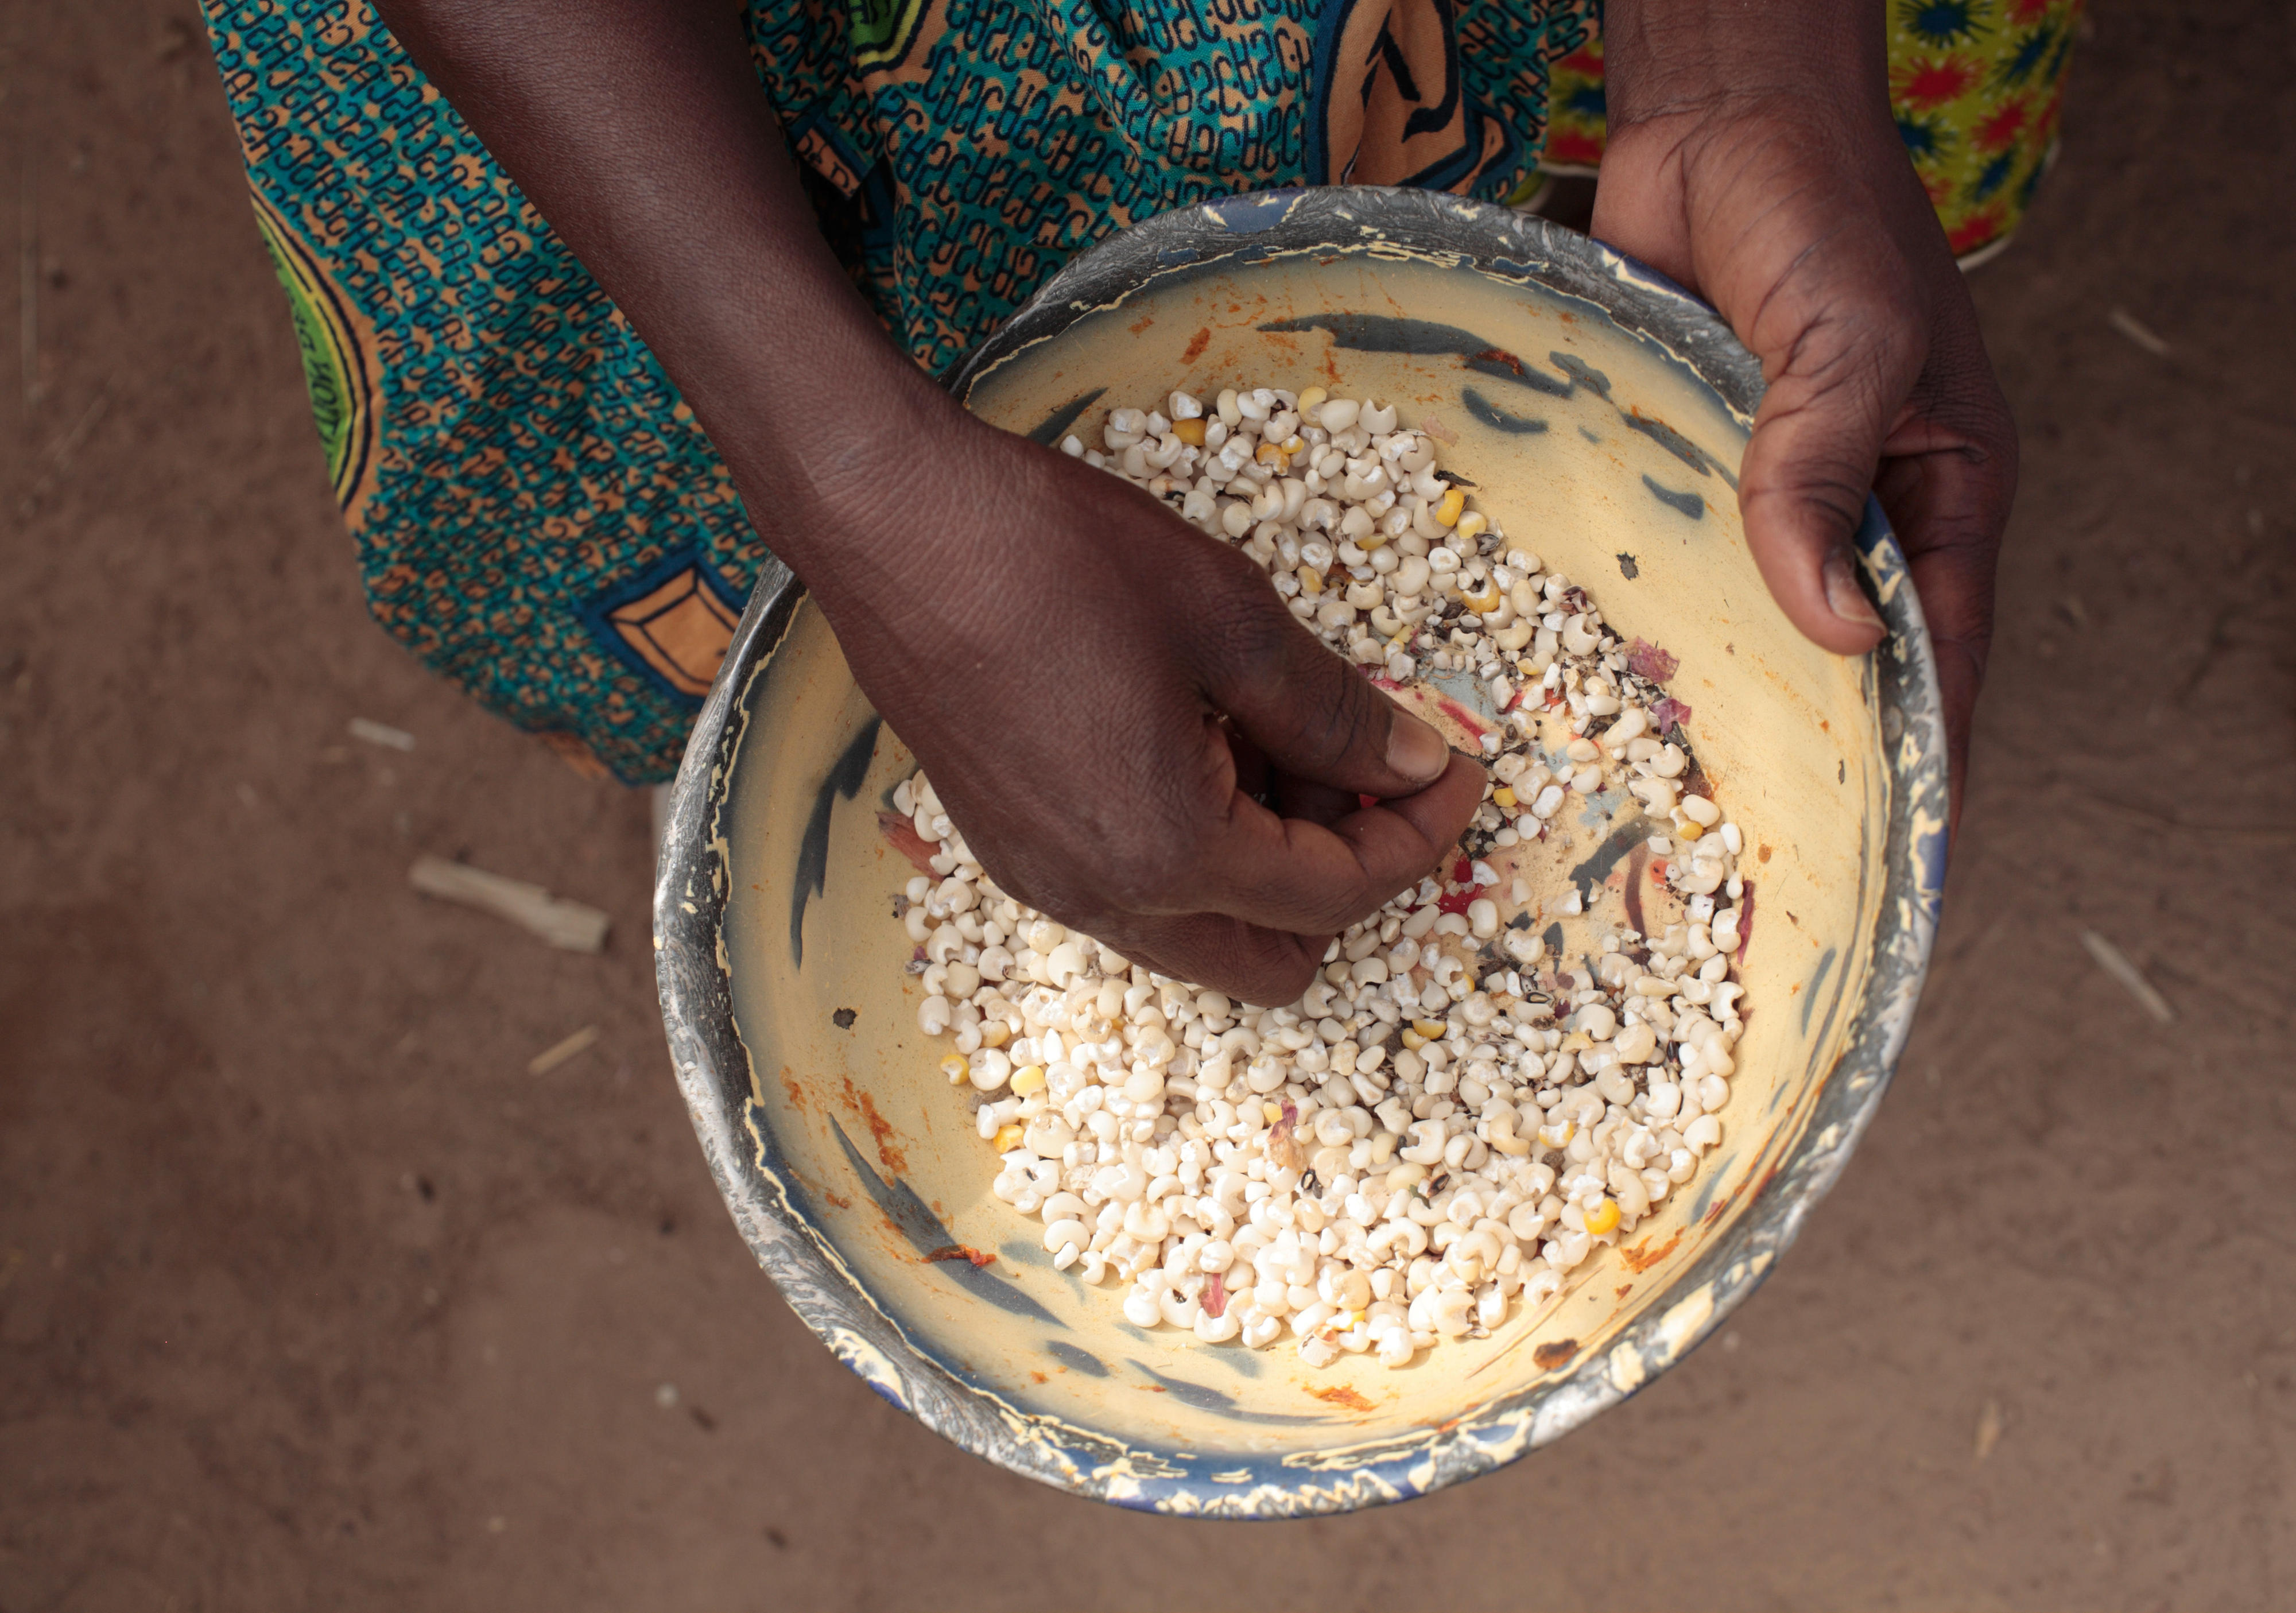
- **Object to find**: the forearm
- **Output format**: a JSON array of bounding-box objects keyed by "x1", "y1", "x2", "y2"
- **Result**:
[
  {"x1": 1599, "y1": 0, "x2": 1887, "y2": 129},
  {"x1": 371, "y1": 0, "x2": 953, "y2": 572}
]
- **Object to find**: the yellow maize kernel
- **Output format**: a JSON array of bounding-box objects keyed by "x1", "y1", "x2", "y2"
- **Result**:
[
  {"x1": 1281, "y1": 435, "x2": 1304, "y2": 455},
  {"x1": 1584, "y1": 1197, "x2": 1622, "y2": 1236},
  {"x1": 941, "y1": 1054, "x2": 968, "y2": 1084},
  {"x1": 1412, "y1": 1018, "x2": 1448, "y2": 1041},
  {"x1": 1492, "y1": 786, "x2": 1518, "y2": 810},
  {"x1": 1436, "y1": 487, "x2": 1466, "y2": 527},
  {"x1": 1297, "y1": 385, "x2": 1328, "y2": 414},
  {"x1": 1172, "y1": 417, "x2": 1207, "y2": 445},
  {"x1": 1255, "y1": 441, "x2": 1289, "y2": 466},
  {"x1": 1298, "y1": 567, "x2": 1324, "y2": 595},
  {"x1": 979, "y1": 1020, "x2": 1011, "y2": 1049},
  {"x1": 1354, "y1": 529, "x2": 1390, "y2": 550},
  {"x1": 993, "y1": 1123, "x2": 1025, "y2": 1152},
  {"x1": 1677, "y1": 820, "x2": 1705, "y2": 840},
  {"x1": 1455, "y1": 510, "x2": 1488, "y2": 542},
  {"x1": 1009, "y1": 1063, "x2": 1047, "y2": 1096},
  {"x1": 1517, "y1": 658, "x2": 1537, "y2": 676},
  {"x1": 1263, "y1": 1101, "x2": 1284, "y2": 1125},
  {"x1": 1538, "y1": 1120, "x2": 1575, "y2": 1147},
  {"x1": 1463, "y1": 583, "x2": 1503, "y2": 614},
  {"x1": 1561, "y1": 1030, "x2": 1594, "y2": 1052},
  {"x1": 1399, "y1": 1027, "x2": 1425, "y2": 1050}
]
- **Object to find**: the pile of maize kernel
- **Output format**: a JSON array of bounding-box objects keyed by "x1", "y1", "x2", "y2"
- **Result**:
[{"x1": 896, "y1": 383, "x2": 1751, "y2": 1368}]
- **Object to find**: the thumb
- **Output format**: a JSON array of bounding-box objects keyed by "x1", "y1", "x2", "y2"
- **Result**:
[
  {"x1": 1737, "y1": 339, "x2": 1903, "y2": 658},
  {"x1": 1206, "y1": 602, "x2": 1457, "y2": 800}
]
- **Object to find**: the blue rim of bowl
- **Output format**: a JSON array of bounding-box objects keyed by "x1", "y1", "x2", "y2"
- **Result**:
[{"x1": 654, "y1": 187, "x2": 1950, "y2": 1517}]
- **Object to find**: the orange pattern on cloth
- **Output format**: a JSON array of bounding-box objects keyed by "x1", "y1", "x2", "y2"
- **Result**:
[{"x1": 1321, "y1": 0, "x2": 1514, "y2": 189}]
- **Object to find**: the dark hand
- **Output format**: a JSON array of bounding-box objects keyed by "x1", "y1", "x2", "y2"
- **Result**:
[
  {"x1": 809, "y1": 415, "x2": 1484, "y2": 1005},
  {"x1": 370, "y1": 0, "x2": 1481, "y2": 1001},
  {"x1": 1595, "y1": 1, "x2": 2018, "y2": 833}
]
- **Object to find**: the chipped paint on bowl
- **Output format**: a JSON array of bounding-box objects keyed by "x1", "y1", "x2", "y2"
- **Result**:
[{"x1": 654, "y1": 188, "x2": 1949, "y2": 1516}]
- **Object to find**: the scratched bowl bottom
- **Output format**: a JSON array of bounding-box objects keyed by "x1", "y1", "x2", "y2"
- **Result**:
[{"x1": 658, "y1": 190, "x2": 1947, "y2": 1515}]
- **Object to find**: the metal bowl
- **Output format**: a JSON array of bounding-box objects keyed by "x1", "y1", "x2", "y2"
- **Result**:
[{"x1": 654, "y1": 187, "x2": 1948, "y2": 1516}]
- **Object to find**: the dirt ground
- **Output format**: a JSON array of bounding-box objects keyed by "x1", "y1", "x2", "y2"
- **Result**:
[{"x1": 2, "y1": 2, "x2": 2291, "y2": 1608}]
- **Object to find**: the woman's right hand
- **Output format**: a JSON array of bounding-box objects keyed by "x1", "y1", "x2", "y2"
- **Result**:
[
  {"x1": 793, "y1": 404, "x2": 1484, "y2": 1005},
  {"x1": 372, "y1": 0, "x2": 1482, "y2": 1002}
]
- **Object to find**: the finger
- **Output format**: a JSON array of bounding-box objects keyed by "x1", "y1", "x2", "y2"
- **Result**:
[
  {"x1": 1225, "y1": 722, "x2": 1273, "y2": 807},
  {"x1": 1265, "y1": 766, "x2": 1359, "y2": 829},
  {"x1": 1874, "y1": 423, "x2": 2014, "y2": 841},
  {"x1": 1737, "y1": 346, "x2": 1903, "y2": 660},
  {"x1": 1093, "y1": 909, "x2": 1329, "y2": 1009},
  {"x1": 1201, "y1": 599, "x2": 1456, "y2": 798},
  {"x1": 1186, "y1": 752, "x2": 1486, "y2": 935}
]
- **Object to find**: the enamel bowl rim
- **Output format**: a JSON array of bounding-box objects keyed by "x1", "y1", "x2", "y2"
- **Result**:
[{"x1": 653, "y1": 186, "x2": 1951, "y2": 1517}]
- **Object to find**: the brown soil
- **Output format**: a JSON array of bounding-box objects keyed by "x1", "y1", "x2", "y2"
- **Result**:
[{"x1": 3, "y1": 3, "x2": 2292, "y2": 1608}]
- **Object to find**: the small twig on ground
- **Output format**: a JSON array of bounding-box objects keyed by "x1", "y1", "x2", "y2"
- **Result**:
[
  {"x1": 526, "y1": 1025, "x2": 599, "y2": 1075},
  {"x1": 348, "y1": 717, "x2": 416, "y2": 751},
  {"x1": 17, "y1": 385, "x2": 115, "y2": 516},
  {"x1": 408, "y1": 854, "x2": 610, "y2": 952},
  {"x1": 2078, "y1": 929, "x2": 2175, "y2": 1025},
  {"x1": 1973, "y1": 1399, "x2": 2004, "y2": 1464},
  {"x1": 2107, "y1": 306, "x2": 2172, "y2": 358},
  {"x1": 45, "y1": 387, "x2": 107, "y2": 467}
]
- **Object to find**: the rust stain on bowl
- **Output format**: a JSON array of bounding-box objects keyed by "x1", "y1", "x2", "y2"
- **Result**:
[
  {"x1": 1620, "y1": 1228, "x2": 1685, "y2": 1274},
  {"x1": 841, "y1": 1075, "x2": 910, "y2": 1176}
]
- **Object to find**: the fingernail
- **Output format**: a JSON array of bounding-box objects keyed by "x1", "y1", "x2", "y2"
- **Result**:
[
  {"x1": 1822, "y1": 548, "x2": 1884, "y2": 631},
  {"x1": 1386, "y1": 709, "x2": 1449, "y2": 782}
]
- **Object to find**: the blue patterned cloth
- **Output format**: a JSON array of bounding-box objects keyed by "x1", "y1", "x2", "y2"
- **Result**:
[{"x1": 200, "y1": 0, "x2": 1594, "y2": 781}]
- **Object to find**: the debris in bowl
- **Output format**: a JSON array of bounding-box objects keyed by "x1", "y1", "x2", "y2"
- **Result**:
[
  {"x1": 923, "y1": 1244, "x2": 996, "y2": 1268},
  {"x1": 891, "y1": 383, "x2": 1751, "y2": 1370},
  {"x1": 832, "y1": 1007, "x2": 858, "y2": 1029}
]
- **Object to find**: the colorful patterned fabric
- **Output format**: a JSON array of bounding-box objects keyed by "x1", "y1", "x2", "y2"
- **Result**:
[
  {"x1": 201, "y1": 0, "x2": 1596, "y2": 784},
  {"x1": 1535, "y1": 0, "x2": 2085, "y2": 261}
]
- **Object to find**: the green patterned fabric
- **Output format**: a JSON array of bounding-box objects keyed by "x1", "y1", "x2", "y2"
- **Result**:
[{"x1": 200, "y1": 0, "x2": 1594, "y2": 782}]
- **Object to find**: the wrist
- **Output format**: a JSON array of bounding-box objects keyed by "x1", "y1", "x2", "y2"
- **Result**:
[
  {"x1": 695, "y1": 313, "x2": 955, "y2": 506},
  {"x1": 1599, "y1": 0, "x2": 1886, "y2": 134},
  {"x1": 649, "y1": 254, "x2": 975, "y2": 584}
]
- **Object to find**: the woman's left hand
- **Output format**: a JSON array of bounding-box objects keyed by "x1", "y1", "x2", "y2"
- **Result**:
[{"x1": 1593, "y1": 0, "x2": 2019, "y2": 836}]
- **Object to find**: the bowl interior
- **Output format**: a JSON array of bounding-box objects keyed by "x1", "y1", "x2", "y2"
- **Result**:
[{"x1": 685, "y1": 205, "x2": 1930, "y2": 1512}]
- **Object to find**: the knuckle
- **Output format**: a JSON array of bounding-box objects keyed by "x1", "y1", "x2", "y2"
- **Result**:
[
  {"x1": 1294, "y1": 657, "x2": 1380, "y2": 769},
  {"x1": 1201, "y1": 598, "x2": 1383, "y2": 767},
  {"x1": 1741, "y1": 467, "x2": 1871, "y2": 542}
]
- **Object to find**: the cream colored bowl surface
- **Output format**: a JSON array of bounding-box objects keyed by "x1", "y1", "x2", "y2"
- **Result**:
[{"x1": 655, "y1": 189, "x2": 1948, "y2": 1516}]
